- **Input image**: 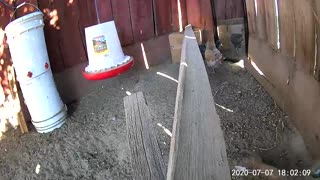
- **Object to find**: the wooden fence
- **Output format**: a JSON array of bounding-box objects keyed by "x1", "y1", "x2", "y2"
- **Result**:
[
  {"x1": 0, "y1": 0, "x2": 222, "y2": 130},
  {"x1": 0, "y1": 0, "x2": 217, "y2": 73},
  {"x1": 245, "y1": 0, "x2": 320, "y2": 158},
  {"x1": 214, "y1": 0, "x2": 245, "y2": 21}
]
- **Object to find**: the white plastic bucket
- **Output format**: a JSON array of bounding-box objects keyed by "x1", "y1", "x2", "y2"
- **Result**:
[
  {"x1": 84, "y1": 21, "x2": 132, "y2": 73},
  {"x1": 5, "y1": 9, "x2": 67, "y2": 133}
]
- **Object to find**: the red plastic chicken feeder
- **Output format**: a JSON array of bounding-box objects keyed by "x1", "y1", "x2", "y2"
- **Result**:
[{"x1": 82, "y1": 20, "x2": 134, "y2": 80}]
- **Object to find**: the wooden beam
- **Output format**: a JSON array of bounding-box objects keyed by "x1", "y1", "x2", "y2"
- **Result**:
[
  {"x1": 124, "y1": 92, "x2": 166, "y2": 180},
  {"x1": 166, "y1": 25, "x2": 231, "y2": 180}
]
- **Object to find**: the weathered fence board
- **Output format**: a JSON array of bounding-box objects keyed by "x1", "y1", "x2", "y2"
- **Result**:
[
  {"x1": 166, "y1": 25, "x2": 230, "y2": 180},
  {"x1": 55, "y1": 1, "x2": 87, "y2": 67},
  {"x1": 225, "y1": 0, "x2": 244, "y2": 20},
  {"x1": 215, "y1": 0, "x2": 244, "y2": 21},
  {"x1": 256, "y1": 0, "x2": 267, "y2": 40},
  {"x1": 200, "y1": 0, "x2": 214, "y2": 38},
  {"x1": 246, "y1": 0, "x2": 256, "y2": 35},
  {"x1": 37, "y1": 0, "x2": 64, "y2": 72},
  {"x1": 96, "y1": 0, "x2": 113, "y2": 23},
  {"x1": 264, "y1": 0, "x2": 277, "y2": 49},
  {"x1": 293, "y1": 0, "x2": 315, "y2": 73},
  {"x1": 129, "y1": 0, "x2": 155, "y2": 42},
  {"x1": 124, "y1": 92, "x2": 166, "y2": 180},
  {"x1": 214, "y1": 0, "x2": 226, "y2": 20},
  {"x1": 186, "y1": 0, "x2": 201, "y2": 28},
  {"x1": 154, "y1": 0, "x2": 172, "y2": 35},
  {"x1": 111, "y1": 0, "x2": 134, "y2": 46},
  {"x1": 278, "y1": 0, "x2": 295, "y2": 57},
  {"x1": 171, "y1": 0, "x2": 188, "y2": 32},
  {"x1": 314, "y1": 0, "x2": 320, "y2": 80}
]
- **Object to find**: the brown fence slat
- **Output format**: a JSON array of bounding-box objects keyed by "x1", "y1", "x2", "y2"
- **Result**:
[
  {"x1": 51, "y1": 1, "x2": 87, "y2": 68},
  {"x1": 111, "y1": 0, "x2": 134, "y2": 46},
  {"x1": 186, "y1": 0, "x2": 201, "y2": 28},
  {"x1": 264, "y1": 0, "x2": 277, "y2": 49},
  {"x1": 256, "y1": 0, "x2": 267, "y2": 40},
  {"x1": 38, "y1": 0, "x2": 65, "y2": 72},
  {"x1": 124, "y1": 92, "x2": 166, "y2": 180},
  {"x1": 97, "y1": 0, "x2": 113, "y2": 23},
  {"x1": 214, "y1": 0, "x2": 226, "y2": 21},
  {"x1": 129, "y1": 0, "x2": 155, "y2": 42},
  {"x1": 278, "y1": 0, "x2": 295, "y2": 57},
  {"x1": 77, "y1": 1, "x2": 97, "y2": 27},
  {"x1": 315, "y1": 0, "x2": 320, "y2": 80},
  {"x1": 246, "y1": 0, "x2": 256, "y2": 36},
  {"x1": 226, "y1": 0, "x2": 244, "y2": 20},
  {"x1": 200, "y1": 0, "x2": 214, "y2": 39},
  {"x1": 172, "y1": 0, "x2": 187, "y2": 32},
  {"x1": 77, "y1": 0, "x2": 98, "y2": 59},
  {"x1": 293, "y1": 0, "x2": 315, "y2": 73},
  {"x1": 154, "y1": 0, "x2": 172, "y2": 35}
]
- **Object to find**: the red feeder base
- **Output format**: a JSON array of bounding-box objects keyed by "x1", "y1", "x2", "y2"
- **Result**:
[{"x1": 82, "y1": 57, "x2": 134, "y2": 80}]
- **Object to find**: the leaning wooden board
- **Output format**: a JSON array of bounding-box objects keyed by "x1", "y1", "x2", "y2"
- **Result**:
[
  {"x1": 166, "y1": 25, "x2": 231, "y2": 180},
  {"x1": 124, "y1": 92, "x2": 166, "y2": 180}
]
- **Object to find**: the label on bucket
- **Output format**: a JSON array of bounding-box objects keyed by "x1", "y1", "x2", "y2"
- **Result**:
[{"x1": 92, "y1": 35, "x2": 109, "y2": 56}]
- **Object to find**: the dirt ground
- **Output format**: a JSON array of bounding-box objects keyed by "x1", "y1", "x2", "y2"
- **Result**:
[
  {"x1": 209, "y1": 62, "x2": 313, "y2": 179},
  {"x1": 0, "y1": 60, "x2": 314, "y2": 179}
]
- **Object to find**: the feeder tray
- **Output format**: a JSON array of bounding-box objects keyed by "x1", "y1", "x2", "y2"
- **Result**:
[{"x1": 83, "y1": 57, "x2": 134, "y2": 80}]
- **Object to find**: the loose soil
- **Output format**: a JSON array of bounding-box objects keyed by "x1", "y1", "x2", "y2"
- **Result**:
[{"x1": 0, "y1": 61, "x2": 313, "y2": 180}]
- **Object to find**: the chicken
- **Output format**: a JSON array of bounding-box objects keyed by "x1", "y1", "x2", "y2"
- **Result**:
[
  {"x1": 230, "y1": 33, "x2": 243, "y2": 54},
  {"x1": 204, "y1": 39, "x2": 224, "y2": 73}
]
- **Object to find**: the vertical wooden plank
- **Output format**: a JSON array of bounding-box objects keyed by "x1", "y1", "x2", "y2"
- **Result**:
[
  {"x1": 38, "y1": 0, "x2": 64, "y2": 72},
  {"x1": 129, "y1": 0, "x2": 154, "y2": 42},
  {"x1": 172, "y1": 0, "x2": 188, "y2": 32},
  {"x1": 214, "y1": 0, "x2": 226, "y2": 21},
  {"x1": 264, "y1": 0, "x2": 277, "y2": 49},
  {"x1": 256, "y1": 0, "x2": 267, "y2": 40},
  {"x1": 314, "y1": 0, "x2": 320, "y2": 80},
  {"x1": 77, "y1": 1, "x2": 97, "y2": 27},
  {"x1": 154, "y1": 0, "x2": 172, "y2": 35},
  {"x1": 124, "y1": 92, "x2": 166, "y2": 180},
  {"x1": 52, "y1": 0, "x2": 87, "y2": 68},
  {"x1": 112, "y1": 0, "x2": 134, "y2": 46},
  {"x1": 186, "y1": 0, "x2": 201, "y2": 28},
  {"x1": 96, "y1": 0, "x2": 113, "y2": 23},
  {"x1": 77, "y1": 0, "x2": 97, "y2": 58},
  {"x1": 278, "y1": 0, "x2": 295, "y2": 57},
  {"x1": 246, "y1": 0, "x2": 256, "y2": 36},
  {"x1": 293, "y1": 0, "x2": 315, "y2": 73},
  {"x1": 167, "y1": 26, "x2": 231, "y2": 180},
  {"x1": 200, "y1": 0, "x2": 214, "y2": 38},
  {"x1": 226, "y1": 0, "x2": 244, "y2": 19},
  {"x1": 15, "y1": 0, "x2": 38, "y2": 18}
]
